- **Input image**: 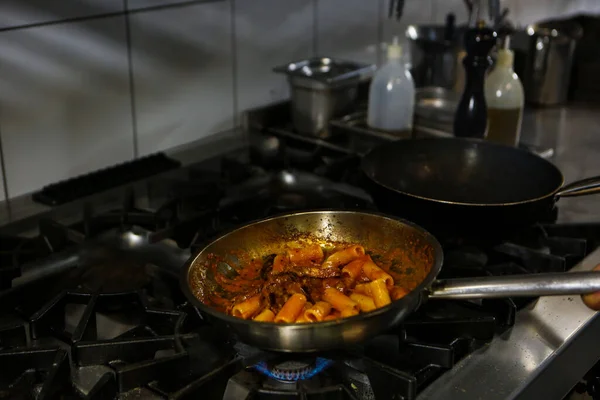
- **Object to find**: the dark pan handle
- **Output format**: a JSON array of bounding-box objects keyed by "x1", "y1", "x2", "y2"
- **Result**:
[
  {"x1": 428, "y1": 271, "x2": 600, "y2": 299},
  {"x1": 555, "y1": 176, "x2": 600, "y2": 198}
]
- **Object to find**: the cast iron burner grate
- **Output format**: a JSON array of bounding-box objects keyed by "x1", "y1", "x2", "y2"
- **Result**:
[
  {"x1": 1, "y1": 148, "x2": 599, "y2": 399},
  {"x1": 0, "y1": 214, "x2": 597, "y2": 399},
  {"x1": 0, "y1": 264, "x2": 239, "y2": 399},
  {"x1": 217, "y1": 169, "x2": 374, "y2": 226},
  {"x1": 215, "y1": 321, "x2": 492, "y2": 400}
]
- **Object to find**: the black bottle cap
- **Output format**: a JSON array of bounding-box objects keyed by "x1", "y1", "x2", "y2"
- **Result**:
[
  {"x1": 444, "y1": 13, "x2": 456, "y2": 42},
  {"x1": 464, "y1": 24, "x2": 497, "y2": 58}
]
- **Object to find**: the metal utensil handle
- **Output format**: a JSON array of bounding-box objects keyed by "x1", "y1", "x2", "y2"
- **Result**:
[
  {"x1": 556, "y1": 176, "x2": 600, "y2": 198},
  {"x1": 428, "y1": 271, "x2": 600, "y2": 300}
]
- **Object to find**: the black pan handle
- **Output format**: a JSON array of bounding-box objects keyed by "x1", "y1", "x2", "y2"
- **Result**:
[{"x1": 555, "y1": 176, "x2": 600, "y2": 198}]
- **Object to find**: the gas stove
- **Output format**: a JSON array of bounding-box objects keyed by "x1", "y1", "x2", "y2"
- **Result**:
[
  {"x1": 2, "y1": 209, "x2": 598, "y2": 399},
  {"x1": 1, "y1": 107, "x2": 599, "y2": 399}
]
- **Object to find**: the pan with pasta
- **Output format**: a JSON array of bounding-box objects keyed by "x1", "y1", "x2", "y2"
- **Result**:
[{"x1": 182, "y1": 211, "x2": 440, "y2": 351}]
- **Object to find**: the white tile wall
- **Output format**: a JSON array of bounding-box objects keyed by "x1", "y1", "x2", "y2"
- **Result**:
[
  {"x1": 0, "y1": 17, "x2": 134, "y2": 199},
  {"x1": 381, "y1": 0, "x2": 434, "y2": 64},
  {"x1": 129, "y1": 1, "x2": 234, "y2": 157},
  {"x1": 507, "y1": 0, "x2": 565, "y2": 26},
  {"x1": 0, "y1": 0, "x2": 123, "y2": 29},
  {"x1": 235, "y1": 0, "x2": 314, "y2": 113},
  {"x1": 508, "y1": 0, "x2": 600, "y2": 27},
  {"x1": 316, "y1": 0, "x2": 380, "y2": 65}
]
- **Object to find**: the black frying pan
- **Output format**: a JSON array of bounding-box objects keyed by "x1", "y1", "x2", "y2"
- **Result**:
[{"x1": 361, "y1": 138, "x2": 600, "y2": 237}]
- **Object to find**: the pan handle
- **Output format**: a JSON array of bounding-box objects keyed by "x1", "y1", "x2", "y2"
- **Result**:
[
  {"x1": 428, "y1": 271, "x2": 600, "y2": 299},
  {"x1": 555, "y1": 176, "x2": 600, "y2": 198}
]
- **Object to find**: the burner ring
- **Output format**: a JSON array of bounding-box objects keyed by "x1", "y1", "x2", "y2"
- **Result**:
[
  {"x1": 254, "y1": 357, "x2": 333, "y2": 381},
  {"x1": 272, "y1": 360, "x2": 313, "y2": 381}
]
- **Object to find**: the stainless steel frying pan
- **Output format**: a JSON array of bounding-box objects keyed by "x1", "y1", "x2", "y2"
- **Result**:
[{"x1": 180, "y1": 211, "x2": 600, "y2": 352}]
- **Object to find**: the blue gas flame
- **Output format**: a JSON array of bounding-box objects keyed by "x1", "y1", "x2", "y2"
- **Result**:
[{"x1": 254, "y1": 358, "x2": 333, "y2": 381}]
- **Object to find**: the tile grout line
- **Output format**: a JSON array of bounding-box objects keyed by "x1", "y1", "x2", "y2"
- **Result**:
[
  {"x1": 0, "y1": 126, "x2": 10, "y2": 201},
  {"x1": 0, "y1": 0, "x2": 223, "y2": 33},
  {"x1": 312, "y1": 0, "x2": 319, "y2": 56},
  {"x1": 377, "y1": 0, "x2": 384, "y2": 66},
  {"x1": 123, "y1": 0, "x2": 139, "y2": 159},
  {"x1": 231, "y1": 0, "x2": 239, "y2": 130},
  {"x1": 0, "y1": 11, "x2": 124, "y2": 33}
]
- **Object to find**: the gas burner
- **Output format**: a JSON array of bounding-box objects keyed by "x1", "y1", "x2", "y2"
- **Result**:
[
  {"x1": 275, "y1": 192, "x2": 310, "y2": 209},
  {"x1": 219, "y1": 170, "x2": 373, "y2": 223},
  {"x1": 254, "y1": 358, "x2": 333, "y2": 381},
  {"x1": 74, "y1": 253, "x2": 151, "y2": 294}
]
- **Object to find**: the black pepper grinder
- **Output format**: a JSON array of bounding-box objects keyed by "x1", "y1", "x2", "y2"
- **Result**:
[{"x1": 453, "y1": 21, "x2": 497, "y2": 138}]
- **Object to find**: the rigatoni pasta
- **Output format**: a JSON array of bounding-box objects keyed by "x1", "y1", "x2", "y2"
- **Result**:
[
  {"x1": 294, "y1": 301, "x2": 314, "y2": 323},
  {"x1": 368, "y1": 279, "x2": 392, "y2": 307},
  {"x1": 304, "y1": 301, "x2": 332, "y2": 322},
  {"x1": 274, "y1": 293, "x2": 307, "y2": 323},
  {"x1": 362, "y1": 256, "x2": 394, "y2": 287},
  {"x1": 287, "y1": 243, "x2": 324, "y2": 265},
  {"x1": 253, "y1": 308, "x2": 275, "y2": 322},
  {"x1": 224, "y1": 242, "x2": 412, "y2": 323},
  {"x1": 323, "y1": 288, "x2": 359, "y2": 313},
  {"x1": 350, "y1": 293, "x2": 376, "y2": 312},
  {"x1": 341, "y1": 257, "x2": 367, "y2": 282},
  {"x1": 340, "y1": 307, "x2": 360, "y2": 318},
  {"x1": 323, "y1": 311, "x2": 341, "y2": 321},
  {"x1": 322, "y1": 245, "x2": 365, "y2": 269},
  {"x1": 354, "y1": 283, "x2": 372, "y2": 296},
  {"x1": 295, "y1": 314, "x2": 310, "y2": 323},
  {"x1": 231, "y1": 295, "x2": 262, "y2": 319}
]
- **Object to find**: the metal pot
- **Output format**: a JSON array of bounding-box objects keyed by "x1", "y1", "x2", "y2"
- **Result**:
[
  {"x1": 181, "y1": 211, "x2": 600, "y2": 352},
  {"x1": 405, "y1": 24, "x2": 467, "y2": 89},
  {"x1": 512, "y1": 20, "x2": 583, "y2": 105},
  {"x1": 274, "y1": 58, "x2": 375, "y2": 138}
]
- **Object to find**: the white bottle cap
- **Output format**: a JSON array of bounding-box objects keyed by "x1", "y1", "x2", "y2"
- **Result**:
[
  {"x1": 496, "y1": 36, "x2": 514, "y2": 67},
  {"x1": 387, "y1": 36, "x2": 402, "y2": 60},
  {"x1": 496, "y1": 48, "x2": 514, "y2": 67}
]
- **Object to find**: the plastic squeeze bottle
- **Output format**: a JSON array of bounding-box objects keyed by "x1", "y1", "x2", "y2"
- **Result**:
[
  {"x1": 484, "y1": 38, "x2": 524, "y2": 146},
  {"x1": 367, "y1": 37, "x2": 415, "y2": 135}
]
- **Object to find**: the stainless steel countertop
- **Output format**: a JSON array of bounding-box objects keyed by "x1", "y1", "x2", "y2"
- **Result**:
[
  {"x1": 520, "y1": 105, "x2": 600, "y2": 223},
  {"x1": 419, "y1": 247, "x2": 600, "y2": 400}
]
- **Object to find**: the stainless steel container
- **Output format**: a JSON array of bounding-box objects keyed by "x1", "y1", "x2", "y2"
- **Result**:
[
  {"x1": 512, "y1": 20, "x2": 583, "y2": 106},
  {"x1": 414, "y1": 86, "x2": 459, "y2": 133},
  {"x1": 274, "y1": 58, "x2": 375, "y2": 138}
]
